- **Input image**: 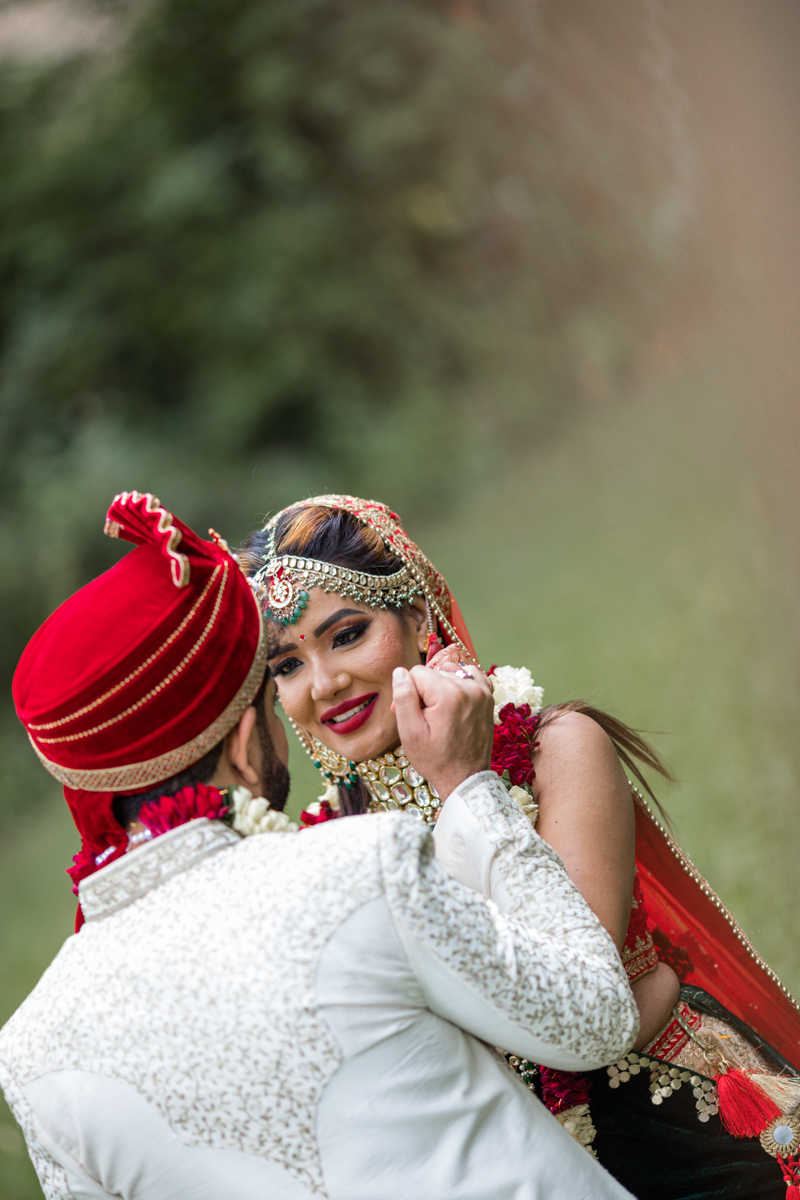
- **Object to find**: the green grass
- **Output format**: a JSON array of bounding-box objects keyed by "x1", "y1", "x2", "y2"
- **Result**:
[
  {"x1": 0, "y1": 801, "x2": 79, "y2": 1199},
  {"x1": 2, "y1": 354, "x2": 798, "y2": 1198}
]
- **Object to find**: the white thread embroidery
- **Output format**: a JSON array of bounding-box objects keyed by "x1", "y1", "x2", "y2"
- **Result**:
[
  {"x1": 79, "y1": 819, "x2": 239, "y2": 921},
  {"x1": 0, "y1": 1073, "x2": 75, "y2": 1200},
  {"x1": 0, "y1": 819, "x2": 385, "y2": 1195},
  {"x1": 380, "y1": 772, "x2": 636, "y2": 1064}
]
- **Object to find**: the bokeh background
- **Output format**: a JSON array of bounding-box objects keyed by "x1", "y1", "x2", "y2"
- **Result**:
[{"x1": 1, "y1": 0, "x2": 798, "y2": 1192}]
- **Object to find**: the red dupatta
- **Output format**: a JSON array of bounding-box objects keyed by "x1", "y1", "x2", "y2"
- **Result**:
[{"x1": 634, "y1": 792, "x2": 800, "y2": 1066}]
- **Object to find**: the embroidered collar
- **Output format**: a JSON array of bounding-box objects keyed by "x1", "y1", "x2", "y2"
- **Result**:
[{"x1": 78, "y1": 818, "x2": 239, "y2": 923}]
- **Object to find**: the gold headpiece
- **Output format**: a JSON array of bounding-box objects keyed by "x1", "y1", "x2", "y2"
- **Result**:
[
  {"x1": 252, "y1": 524, "x2": 422, "y2": 626},
  {"x1": 253, "y1": 494, "x2": 462, "y2": 641}
]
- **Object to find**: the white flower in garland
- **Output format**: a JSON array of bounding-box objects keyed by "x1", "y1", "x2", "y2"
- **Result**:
[
  {"x1": 318, "y1": 782, "x2": 341, "y2": 811},
  {"x1": 508, "y1": 784, "x2": 539, "y2": 826},
  {"x1": 300, "y1": 783, "x2": 342, "y2": 823},
  {"x1": 491, "y1": 665, "x2": 544, "y2": 723},
  {"x1": 229, "y1": 786, "x2": 298, "y2": 836},
  {"x1": 555, "y1": 1103, "x2": 597, "y2": 1157}
]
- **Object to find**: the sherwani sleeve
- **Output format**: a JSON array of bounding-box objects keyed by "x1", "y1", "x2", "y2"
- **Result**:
[{"x1": 382, "y1": 771, "x2": 638, "y2": 1072}]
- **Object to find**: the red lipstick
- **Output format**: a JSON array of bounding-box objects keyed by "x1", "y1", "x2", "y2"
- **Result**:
[{"x1": 321, "y1": 693, "x2": 378, "y2": 736}]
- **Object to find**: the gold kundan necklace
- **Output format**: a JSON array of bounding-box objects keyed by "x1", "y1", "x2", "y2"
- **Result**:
[
  {"x1": 356, "y1": 750, "x2": 441, "y2": 825},
  {"x1": 286, "y1": 724, "x2": 442, "y2": 827}
]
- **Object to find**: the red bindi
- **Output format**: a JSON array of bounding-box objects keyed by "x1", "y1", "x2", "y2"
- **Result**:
[{"x1": 299, "y1": 634, "x2": 305, "y2": 640}]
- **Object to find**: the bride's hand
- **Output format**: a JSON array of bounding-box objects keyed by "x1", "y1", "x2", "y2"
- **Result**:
[{"x1": 427, "y1": 644, "x2": 484, "y2": 679}]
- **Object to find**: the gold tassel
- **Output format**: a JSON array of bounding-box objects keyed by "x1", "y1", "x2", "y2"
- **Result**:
[{"x1": 748, "y1": 1073, "x2": 800, "y2": 1114}]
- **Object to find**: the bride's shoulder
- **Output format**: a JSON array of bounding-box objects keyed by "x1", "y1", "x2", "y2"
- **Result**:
[
  {"x1": 536, "y1": 708, "x2": 617, "y2": 757},
  {"x1": 532, "y1": 708, "x2": 632, "y2": 809}
]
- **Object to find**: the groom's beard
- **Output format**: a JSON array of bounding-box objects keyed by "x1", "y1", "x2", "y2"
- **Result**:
[{"x1": 255, "y1": 700, "x2": 291, "y2": 812}]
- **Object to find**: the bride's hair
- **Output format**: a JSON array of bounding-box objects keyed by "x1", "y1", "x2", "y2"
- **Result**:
[
  {"x1": 536, "y1": 702, "x2": 673, "y2": 820},
  {"x1": 241, "y1": 505, "x2": 406, "y2": 584},
  {"x1": 241, "y1": 505, "x2": 673, "y2": 817}
]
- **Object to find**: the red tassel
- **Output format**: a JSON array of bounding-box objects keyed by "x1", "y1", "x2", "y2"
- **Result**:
[
  {"x1": 715, "y1": 1067, "x2": 781, "y2": 1138},
  {"x1": 778, "y1": 1155, "x2": 800, "y2": 1196}
]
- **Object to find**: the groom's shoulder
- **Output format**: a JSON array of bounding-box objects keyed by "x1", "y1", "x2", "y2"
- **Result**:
[
  {"x1": 237, "y1": 809, "x2": 432, "y2": 886},
  {"x1": 302, "y1": 809, "x2": 431, "y2": 857},
  {"x1": 244, "y1": 809, "x2": 429, "y2": 860}
]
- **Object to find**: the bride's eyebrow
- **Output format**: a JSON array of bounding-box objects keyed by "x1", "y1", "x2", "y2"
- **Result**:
[
  {"x1": 312, "y1": 608, "x2": 364, "y2": 638},
  {"x1": 267, "y1": 608, "x2": 366, "y2": 659}
]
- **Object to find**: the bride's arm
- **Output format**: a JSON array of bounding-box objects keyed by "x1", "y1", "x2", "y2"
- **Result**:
[
  {"x1": 533, "y1": 712, "x2": 679, "y2": 1048},
  {"x1": 532, "y1": 711, "x2": 635, "y2": 952}
]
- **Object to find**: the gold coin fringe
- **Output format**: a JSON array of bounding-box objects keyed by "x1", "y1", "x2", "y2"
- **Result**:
[{"x1": 607, "y1": 1051, "x2": 719, "y2": 1121}]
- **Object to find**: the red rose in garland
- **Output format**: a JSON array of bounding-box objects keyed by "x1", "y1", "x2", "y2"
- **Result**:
[{"x1": 491, "y1": 702, "x2": 540, "y2": 787}]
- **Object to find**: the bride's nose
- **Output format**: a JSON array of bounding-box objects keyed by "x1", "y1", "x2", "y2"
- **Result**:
[{"x1": 310, "y1": 659, "x2": 351, "y2": 701}]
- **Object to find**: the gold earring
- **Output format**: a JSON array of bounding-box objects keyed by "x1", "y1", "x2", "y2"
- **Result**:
[{"x1": 287, "y1": 714, "x2": 358, "y2": 790}]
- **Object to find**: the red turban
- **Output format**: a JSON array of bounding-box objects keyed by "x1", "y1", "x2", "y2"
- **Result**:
[{"x1": 13, "y1": 492, "x2": 266, "y2": 911}]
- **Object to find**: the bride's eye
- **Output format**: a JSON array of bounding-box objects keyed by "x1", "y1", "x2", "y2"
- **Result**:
[
  {"x1": 333, "y1": 621, "x2": 369, "y2": 649},
  {"x1": 272, "y1": 656, "x2": 302, "y2": 678}
]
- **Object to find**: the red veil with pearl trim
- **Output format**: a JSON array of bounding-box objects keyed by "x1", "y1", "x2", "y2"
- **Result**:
[{"x1": 633, "y1": 796, "x2": 800, "y2": 1067}]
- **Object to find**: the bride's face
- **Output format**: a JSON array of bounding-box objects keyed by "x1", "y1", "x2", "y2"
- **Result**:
[{"x1": 266, "y1": 588, "x2": 428, "y2": 762}]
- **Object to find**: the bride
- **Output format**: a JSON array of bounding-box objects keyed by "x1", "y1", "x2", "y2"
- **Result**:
[{"x1": 241, "y1": 493, "x2": 800, "y2": 1200}]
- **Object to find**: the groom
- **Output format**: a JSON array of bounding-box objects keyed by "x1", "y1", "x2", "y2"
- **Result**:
[{"x1": 0, "y1": 491, "x2": 637, "y2": 1200}]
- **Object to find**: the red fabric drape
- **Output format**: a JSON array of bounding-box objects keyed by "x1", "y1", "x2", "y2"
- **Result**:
[
  {"x1": 446, "y1": 593, "x2": 478, "y2": 661},
  {"x1": 634, "y1": 796, "x2": 800, "y2": 1066},
  {"x1": 446, "y1": 567, "x2": 800, "y2": 1064}
]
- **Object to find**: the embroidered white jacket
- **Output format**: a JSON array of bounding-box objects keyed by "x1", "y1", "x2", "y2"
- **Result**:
[{"x1": 0, "y1": 771, "x2": 637, "y2": 1200}]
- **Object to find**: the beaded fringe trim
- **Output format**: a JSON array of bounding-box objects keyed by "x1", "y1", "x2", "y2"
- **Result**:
[{"x1": 253, "y1": 553, "x2": 422, "y2": 624}]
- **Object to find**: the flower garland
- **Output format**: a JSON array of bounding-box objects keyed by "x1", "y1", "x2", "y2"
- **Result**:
[
  {"x1": 68, "y1": 783, "x2": 298, "y2": 895},
  {"x1": 490, "y1": 664, "x2": 545, "y2": 713},
  {"x1": 300, "y1": 783, "x2": 341, "y2": 828},
  {"x1": 227, "y1": 785, "x2": 298, "y2": 835},
  {"x1": 68, "y1": 834, "x2": 128, "y2": 894},
  {"x1": 140, "y1": 782, "x2": 230, "y2": 835},
  {"x1": 137, "y1": 781, "x2": 298, "y2": 840},
  {"x1": 68, "y1": 780, "x2": 290, "y2": 893},
  {"x1": 554, "y1": 1103, "x2": 598, "y2": 1155},
  {"x1": 487, "y1": 666, "x2": 595, "y2": 1154},
  {"x1": 487, "y1": 666, "x2": 542, "y2": 825}
]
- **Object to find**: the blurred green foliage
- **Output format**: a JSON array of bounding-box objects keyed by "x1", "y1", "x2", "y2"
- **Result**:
[
  {"x1": 1, "y1": 2, "x2": 798, "y2": 1194},
  {"x1": 0, "y1": 0, "x2": 700, "y2": 829}
]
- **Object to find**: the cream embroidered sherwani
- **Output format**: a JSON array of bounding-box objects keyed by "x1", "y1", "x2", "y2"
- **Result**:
[{"x1": 0, "y1": 772, "x2": 637, "y2": 1200}]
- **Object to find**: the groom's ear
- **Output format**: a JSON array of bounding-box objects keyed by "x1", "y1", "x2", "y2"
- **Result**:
[{"x1": 224, "y1": 705, "x2": 261, "y2": 787}]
